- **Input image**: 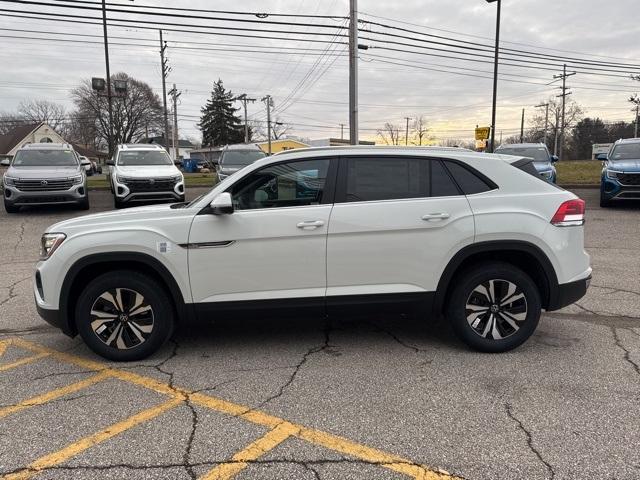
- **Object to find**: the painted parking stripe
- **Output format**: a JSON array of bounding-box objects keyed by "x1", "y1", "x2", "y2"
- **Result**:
[
  {"x1": 0, "y1": 352, "x2": 49, "y2": 372},
  {"x1": 2, "y1": 397, "x2": 183, "y2": 480},
  {"x1": 8, "y1": 338, "x2": 458, "y2": 479},
  {"x1": 200, "y1": 422, "x2": 298, "y2": 480},
  {"x1": 0, "y1": 371, "x2": 111, "y2": 419},
  {"x1": 0, "y1": 339, "x2": 9, "y2": 357}
]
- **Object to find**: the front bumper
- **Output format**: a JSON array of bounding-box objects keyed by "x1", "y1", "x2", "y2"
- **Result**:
[
  {"x1": 601, "y1": 178, "x2": 640, "y2": 201},
  {"x1": 547, "y1": 274, "x2": 591, "y2": 311},
  {"x1": 4, "y1": 184, "x2": 87, "y2": 206},
  {"x1": 34, "y1": 265, "x2": 75, "y2": 337}
]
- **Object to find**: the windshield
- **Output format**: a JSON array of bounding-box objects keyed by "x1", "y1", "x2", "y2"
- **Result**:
[
  {"x1": 117, "y1": 150, "x2": 173, "y2": 166},
  {"x1": 497, "y1": 146, "x2": 550, "y2": 162},
  {"x1": 609, "y1": 143, "x2": 640, "y2": 161},
  {"x1": 220, "y1": 150, "x2": 266, "y2": 166},
  {"x1": 12, "y1": 149, "x2": 79, "y2": 167}
]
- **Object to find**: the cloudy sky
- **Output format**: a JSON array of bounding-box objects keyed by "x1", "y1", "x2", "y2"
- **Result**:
[{"x1": 1, "y1": 0, "x2": 639, "y2": 143}]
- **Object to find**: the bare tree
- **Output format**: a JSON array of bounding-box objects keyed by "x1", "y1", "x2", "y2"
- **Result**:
[
  {"x1": 271, "y1": 118, "x2": 291, "y2": 140},
  {"x1": 18, "y1": 100, "x2": 67, "y2": 134},
  {"x1": 70, "y1": 72, "x2": 163, "y2": 151},
  {"x1": 411, "y1": 115, "x2": 432, "y2": 145},
  {"x1": 377, "y1": 122, "x2": 401, "y2": 145},
  {"x1": 528, "y1": 96, "x2": 583, "y2": 155},
  {"x1": 0, "y1": 112, "x2": 26, "y2": 135}
]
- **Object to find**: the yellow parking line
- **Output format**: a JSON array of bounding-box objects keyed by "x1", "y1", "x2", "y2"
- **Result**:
[
  {"x1": 200, "y1": 422, "x2": 298, "y2": 480},
  {"x1": 8, "y1": 338, "x2": 458, "y2": 479},
  {"x1": 0, "y1": 339, "x2": 9, "y2": 357},
  {"x1": 0, "y1": 352, "x2": 49, "y2": 372},
  {"x1": 0, "y1": 371, "x2": 111, "y2": 419},
  {"x1": 2, "y1": 397, "x2": 183, "y2": 480}
]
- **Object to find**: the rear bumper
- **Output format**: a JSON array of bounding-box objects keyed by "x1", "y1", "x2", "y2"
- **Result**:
[{"x1": 547, "y1": 275, "x2": 591, "y2": 311}]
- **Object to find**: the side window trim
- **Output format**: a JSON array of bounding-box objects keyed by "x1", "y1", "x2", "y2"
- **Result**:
[{"x1": 224, "y1": 156, "x2": 339, "y2": 210}]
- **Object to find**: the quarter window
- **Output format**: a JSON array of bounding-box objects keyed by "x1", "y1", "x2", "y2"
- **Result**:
[
  {"x1": 230, "y1": 159, "x2": 330, "y2": 210},
  {"x1": 442, "y1": 160, "x2": 494, "y2": 194},
  {"x1": 345, "y1": 157, "x2": 429, "y2": 202},
  {"x1": 431, "y1": 160, "x2": 461, "y2": 197}
]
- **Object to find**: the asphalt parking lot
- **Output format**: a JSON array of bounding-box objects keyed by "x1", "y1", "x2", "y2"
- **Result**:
[{"x1": 0, "y1": 188, "x2": 639, "y2": 479}]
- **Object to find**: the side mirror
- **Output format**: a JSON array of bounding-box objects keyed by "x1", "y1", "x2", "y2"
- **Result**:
[
  {"x1": 595, "y1": 153, "x2": 608, "y2": 161},
  {"x1": 550, "y1": 155, "x2": 559, "y2": 163},
  {"x1": 106, "y1": 159, "x2": 115, "y2": 166},
  {"x1": 0, "y1": 159, "x2": 10, "y2": 167},
  {"x1": 209, "y1": 192, "x2": 234, "y2": 215}
]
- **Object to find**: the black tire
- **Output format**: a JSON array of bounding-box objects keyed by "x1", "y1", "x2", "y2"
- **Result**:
[
  {"x1": 446, "y1": 262, "x2": 541, "y2": 353},
  {"x1": 78, "y1": 195, "x2": 90, "y2": 210},
  {"x1": 599, "y1": 195, "x2": 612, "y2": 208},
  {"x1": 75, "y1": 270, "x2": 175, "y2": 361},
  {"x1": 4, "y1": 200, "x2": 19, "y2": 213}
]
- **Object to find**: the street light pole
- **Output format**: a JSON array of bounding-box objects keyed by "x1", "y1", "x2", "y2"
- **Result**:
[
  {"x1": 536, "y1": 102, "x2": 550, "y2": 145},
  {"x1": 101, "y1": 0, "x2": 114, "y2": 158},
  {"x1": 486, "y1": 0, "x2": 501, "y2": 153},
  {"x1": 348, "y1": 0, "x2": 359, "y2": 145}
]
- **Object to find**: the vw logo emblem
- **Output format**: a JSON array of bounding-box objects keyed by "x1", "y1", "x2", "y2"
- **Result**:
[
  {"x1": 40, "y1": 180, "x2": 48, "y2": 186},
  {"x1": 149, "y1": 179, "x2": 155, "y2": 184}
]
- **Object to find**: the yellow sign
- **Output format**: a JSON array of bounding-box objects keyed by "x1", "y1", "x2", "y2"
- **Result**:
[{"x1": 475, "y1": 127, "x2": 491, "y2": 140}]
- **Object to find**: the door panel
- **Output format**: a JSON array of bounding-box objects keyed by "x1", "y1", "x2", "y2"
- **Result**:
[
  {"x1": 326, "y1": 197, "x2": 474, "y2": 296},
  {"x1": 188, "y1": 157, "x2": 335, "y2": 306}
]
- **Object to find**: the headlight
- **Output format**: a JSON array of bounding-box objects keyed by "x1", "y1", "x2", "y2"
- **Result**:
[
  {"x1": 40, "y1": 233, "x2": 66, "y2": 260},
  {"x1": 70, "y1": 175, "x2": 83, "y2": 185},
  {"x1": 542, "y1": 171, "x2": 553, "y2": 179},
  {"x1": 3, "y1": 176, "x2": 17, "y2": 186},
  {"x1": 116, "y1": 175, "x2": 132, "y2": 184},
  {"x1": 606, "y1": 170, "x2": 621, "y2": 180},
  {"x1": 171, "y1": 174, "x2": 183, "y2": 182}
]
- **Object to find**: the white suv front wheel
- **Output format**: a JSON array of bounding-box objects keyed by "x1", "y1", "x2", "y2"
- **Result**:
[
  {"x1": 447, "y1": 262, "x2": 541, "y2": 353},
  {"x1": 75, "y1": 270, "x2": 174, "y2": 361}
]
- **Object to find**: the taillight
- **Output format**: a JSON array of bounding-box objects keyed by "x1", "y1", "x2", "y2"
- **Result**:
[{"x1": 551, "y1": 199, "x2": 585, "y2": 227}]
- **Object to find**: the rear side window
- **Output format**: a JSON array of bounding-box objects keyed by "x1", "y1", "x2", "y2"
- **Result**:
[
  {"x1": 431, "y1": 160, "x2": 460, "y2": 197},
  {"x1": 345, "y1": 157, "x2": 429, "y2": 202},
  {"x1": 442, "y1": 160, "x2": 494, "y2": 194}
]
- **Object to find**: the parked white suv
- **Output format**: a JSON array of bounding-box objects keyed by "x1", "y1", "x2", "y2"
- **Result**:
[
  {"x1": 108, "y1": 144, "x2": 184, "y2": 208},
  {"x1": 34, "y1": 147, "x2": 591, "y2": 360}
]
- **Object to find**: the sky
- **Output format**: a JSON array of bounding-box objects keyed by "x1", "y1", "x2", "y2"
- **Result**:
[{"x1": 1, "y1": 0, "x2": 639, "y2": 144}]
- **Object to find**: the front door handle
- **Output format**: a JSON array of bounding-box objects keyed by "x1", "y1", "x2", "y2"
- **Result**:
[
  {"x1": 422, "y1": 213, "x2": 450, "y2": 221},
  {"x1": 297, "y1": 220, "x2": 325, "y2": 229}
]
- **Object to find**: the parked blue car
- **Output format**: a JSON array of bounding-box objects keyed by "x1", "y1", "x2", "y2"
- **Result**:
[
  {"x1": 494, "y1": 143, "x2": 558, "y2": 183},
  {"x1": 598, "y1": 138, "x2": 640, "y2": 207}
]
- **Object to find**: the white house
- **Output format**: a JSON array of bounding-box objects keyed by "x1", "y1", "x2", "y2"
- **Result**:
[{"x1": 0, "y1": 123, "x2": 67, "y2": 161}]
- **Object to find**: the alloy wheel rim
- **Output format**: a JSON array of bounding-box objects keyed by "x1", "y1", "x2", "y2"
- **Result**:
[
  {"x1": 465, "y1": 279, "x2": 528, "y2": 340},
  {"x1": 90, "y1": 288, "x2": 154, "y2": 350}
]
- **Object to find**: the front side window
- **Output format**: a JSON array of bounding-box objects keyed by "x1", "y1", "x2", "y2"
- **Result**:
[
  {"x1": 12, "y1": 149, "x2": 78, "y2": 167},
  {"x1": 117, "y1": 150, "x2": 173, "y2": 166},
  {"x1": 345, "y1": 157, "x2": 429, "y2": 202},
  {"x1": 230, "y1": 159, "x2": 330, "y2": 210}
]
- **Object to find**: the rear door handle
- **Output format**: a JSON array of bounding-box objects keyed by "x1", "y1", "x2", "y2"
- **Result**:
[
  {"x1": 297, "y1": 220, "x2": 325, "y2": 229},
  {"x1": 422, "y1": 213, "x2": 450, "y2": 221}
]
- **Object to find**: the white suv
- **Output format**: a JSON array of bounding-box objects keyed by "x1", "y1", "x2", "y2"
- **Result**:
[
  {"x1": 108, "y1": 144, "x2": 185, "y2": 208},
  {"x1": 34, "y1": 147, "x2": 591, "y2": 360}
]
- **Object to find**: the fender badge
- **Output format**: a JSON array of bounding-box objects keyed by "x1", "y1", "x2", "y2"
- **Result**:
[{"x1": 157, "y1": 241, "x2": 171, "y2": 253}]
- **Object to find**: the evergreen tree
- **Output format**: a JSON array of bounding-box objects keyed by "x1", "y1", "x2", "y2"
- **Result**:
[{"x1": 199, "y1": 79, "x2": 243, "y2": 146}]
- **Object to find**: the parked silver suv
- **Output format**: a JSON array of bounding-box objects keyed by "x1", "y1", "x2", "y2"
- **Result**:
[{"x1": 2, "y1": 143, "x2": 89, "y2": 213}]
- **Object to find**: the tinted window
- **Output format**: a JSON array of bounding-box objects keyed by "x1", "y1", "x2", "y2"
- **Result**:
[
  {"x1": 431, "y1": 160, "x2": 460, "y2": 197},
  {"x1": 610, "y1": 143, "x2": 640, "y2": 160},
  {"x1": 443, "y1": 161, "x2": 494, "y2": 194},
  {"x1": 12, "y1": 149, "x2": 78, "y2": 167},
  {"x1": 345, "y1": 157, "x2": 428, "y2": 202},
  {"x1": 230, "y1": 159, "x2": 329, "y2": 210}
]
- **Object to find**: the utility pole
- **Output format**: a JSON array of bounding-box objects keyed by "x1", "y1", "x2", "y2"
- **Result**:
[
  {"x1": 554, "y1": 64, "x2": 576, "y2": 161},
  {"x1": 536, "y1": 102, "x2": 550, "y2": 145},
  {"x1": 159, "y1": 30, "x2": 171, "y2": 153},
  {"x1": 520, "y1": 108, "x2": 525, "y2": 143},
  {"x1": 262, "y1": 95, "x2": 273, "y2": 155},
  {"x1": 234, "y1": 94, "x2": 256, "y2": 143},
  {"x1": 635, "y1": 103, "x2": 639, "y2": 138},
  {"x1": 486, "y1": 0, "x2": 501, "y2": 153},
  {"x1": 348, "y1": 0, "x2": 358, "y2": 145},
  {"x1": 340, "y1": 123, "x2": 344, "y2": 140},
  {"x1": 101, "y1": 0, "x2": 114, "y2": 157},
  {"x1": 404, "y1": 117, "x2": 411, "y2": 145},
  {"x1": 168, "y1": 84, "x2": 181, "y2": 161}
]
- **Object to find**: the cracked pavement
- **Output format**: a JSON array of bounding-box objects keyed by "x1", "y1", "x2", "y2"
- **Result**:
[{"x1": 0, "y1": 188, "x2": 639, "y2": 479}]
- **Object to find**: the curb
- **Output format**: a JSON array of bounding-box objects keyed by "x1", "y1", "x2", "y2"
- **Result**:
[{"x1": 559, "y1": 184, "x2": 600, "y2": 189}]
